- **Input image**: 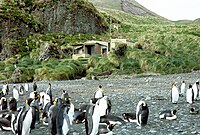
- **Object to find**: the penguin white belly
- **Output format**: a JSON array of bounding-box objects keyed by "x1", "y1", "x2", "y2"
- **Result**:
[
  {"x1": 62, "y1": 114, "x2": 70, "y2": 135},
  {"x1": 166, "y1": 115, "x2": 177, "y2": 120},
  {"x1": 22, "y1": 108, "x2": 32, "y2": 135},
  {"x1": 186, "y1": 89, "x2": 193, "y2": 104},
  {"x1": 90, "y1": 106, "x2": 100, "y2": 135},
  {"x1": 172, "y1": 88, "x2": 179, "y2": 103},
  {"x1": 25, "y1": 84, "x2": 29, "y2": 92},
  {"x1": 180, "y1": 83, "x2": 185, "y2": 95},
  {"x1": 13, "y1": 89, "x2": 19, "y2": 101},
  {"x1": 99, "y1": 131, "x2": 113, "y2": 135},
  {"x1": 193, "y1": 84, "x2": 198, "y2": 100},
  {"x1": 68, "y1": 103, "x2": 75, "y2": 125},
  {"x1": 99, "y1": 97, "x2": 108, "y2": 117}
]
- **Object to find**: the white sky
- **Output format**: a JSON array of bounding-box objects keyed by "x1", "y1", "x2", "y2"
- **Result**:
[{"x1": 135, "y1": 0, "x2": 200, "y2": 21}]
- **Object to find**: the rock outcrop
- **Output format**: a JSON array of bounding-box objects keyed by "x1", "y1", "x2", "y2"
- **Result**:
[{"x1": 0, "y1": 0, "x2": 108, "y2": 60}]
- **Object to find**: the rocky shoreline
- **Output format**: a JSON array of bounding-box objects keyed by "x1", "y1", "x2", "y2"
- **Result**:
[{"x1": 1, "y1": 71, "x2": 200, "y2": 135}]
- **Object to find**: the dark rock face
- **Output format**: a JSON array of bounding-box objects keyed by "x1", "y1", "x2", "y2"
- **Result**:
[
  {"x1": 33, "y1": 0, "x2": 108, "y2": 34},
  {"x1": 0, "y1": 0, "x2": 108, "y2": 60},
  {"x1": 121, "y1": 0, "x2": 155, "y2": 16}
]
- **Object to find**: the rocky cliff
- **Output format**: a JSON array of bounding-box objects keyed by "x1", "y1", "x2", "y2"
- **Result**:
[{"x1": 0, "y1": 0, "x2": 108, "y2": 60}]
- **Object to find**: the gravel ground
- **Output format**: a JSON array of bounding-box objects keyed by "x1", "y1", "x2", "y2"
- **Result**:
[{"x1": 0, "y1": 71, "x2": 200, "y2": 135}]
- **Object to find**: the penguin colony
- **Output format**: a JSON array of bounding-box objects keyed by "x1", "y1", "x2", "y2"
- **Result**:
[{"x1": 0, "y1": 79, "x2": 199, "y2": 135}]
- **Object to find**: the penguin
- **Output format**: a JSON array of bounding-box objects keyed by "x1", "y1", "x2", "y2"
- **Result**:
[
  {"x1": 67, "y1": 99, "x2": 75, "y2": 126},
  {"x1": 190, "y1": 106, "x2": 199, "y2": 114},
  {"x1": 18, "y1": 84, "x2": 24, "y2": 96},
  {"x1": 2, "y1": 83, "x2": 9, "y2": 95},
  {"x1": 30, "y1": 99, "x2": 40, "y2": 126},
  {"x1": 46, "y1": 83, "x2": 53, "y2": 104},
  {"x1": 25, "y1": 83, "x2": 29, "y2": 92},
  {"x1": 85, "y1": 100, "x2": 101, "y2": 135},
  {"x1": 61, "y1": 90, "x2": 69, "y2": 100},
  {"x1": 122, "y1": 112, "x2": 137, "y2": 123},
  {"x1": 56, "y1": 102, "x2": 71, "y2": 135},
  {"x1": 100, "y1": 114, "x2": 125, "y2": 125},
  {"x1": 0, "y1": 97, "x2": 7, "y2": 111},
  {"x1": 179, "y1": 81, "x2": 186, "y2": 97},
  {"x1": 0, "y1": 115, "x2": 13, "y2": 131},
  {"x1": 33, "y1": 81, "x2": 37, "y2": 91},
  {"x1": 98, "y1": 121, "x2": 115, "y2": 135},
  {"x1": 159, "y1": 109, "x2": 177, "y2": 120},
  {"x1": 9, "y1": 97, "x2": 17, "y2": 112},
  {"x1": 94, "y1": 85, "x2": 104, "y2": 99},
  {"x1": 0, "y1": 98, "x2": 18, "y2": 131},
  {"x1": 171, "y1": 82, "x2": 179, "y2": 104},
  {"x1": 136, "y1": 100, "x2": 149, "y2": 126},
  {"x1": 15, "y1": 99, "x2": 33, "y2": 135},
  {"x1": 48, "y1": 98, "x2": 63, "y2": 135},
  {"x1": 13, "y1": 85, "x2": 19, "y2": 102},
  {"x1": 186, "y1": 84, "x2": 194, "y2": 104},
  {"x1": 193, "y1": 81, "x2": 199, "y2": 100}
]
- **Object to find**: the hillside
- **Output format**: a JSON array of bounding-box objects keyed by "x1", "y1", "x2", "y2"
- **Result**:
[
  {"x1": 89, "y1": 0, "x2": 164, "y2": 18},
  {"x1": 0, "y1": 0, "x2": 200, "y2": 83}
]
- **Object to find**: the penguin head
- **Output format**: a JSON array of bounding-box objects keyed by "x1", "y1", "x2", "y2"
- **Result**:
[
  {"x1": 61, "y1": 89, "x2": 69, "y2": 99},
  {"x1": 172, "y1": 82, "x2": 177, "y2": 87},
  {"x1": 98, "y1": 85, "x2": 103, "y2": 91},
  {"x1": 182, "y1": 80, "x2": 185, "y2": 83},
  {"x1": 53, "y1": 98, "x2": 63, "y2": 106},
  {"x1": 26, "y1": 98, "x2": 34, "y2": 106},
  {"x1": 122, "y1": 113, "x2": 127, "y2": 119},
  {"x1": 108, "y1": 123, "x2": 116, "y2": 131},
  {"x1": 172, "y1": 110, "x2": 177, "y2": 115},
  {"x1": 189, "y1": 84, "x2": 192, "y2": 88},
  {"x1": 190, "y1": 108, "x2": 195, "y2": 112},
  {"x1": 196, "y1": 81, "x2": 199, "y2": 85}
]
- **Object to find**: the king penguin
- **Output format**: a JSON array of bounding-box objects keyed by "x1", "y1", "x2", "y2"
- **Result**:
[
  {"x1": 56, "y1": 100, "x2": 71, "y2": 135},
  {"x1": 94, "y1": 85, "x2": 104, "y2": 99},
  {"x1": 85, "y1": 99, "x2": 101, "y2": 135},
  {"x1": 15, "y1": 98, "x2": 33, "y2": 135},
  {"x1": 136, "y1": 100, "x2": 149, "y2": 126},
  {"x1": 186, "y1": 84, "x2": 194, "y2": 104},
  {"x1": 0, "y1": 97, "x2": 7, "y2": 111},
  {"x1": 48, "y1": 98, "x2": 63, "y2": 135},
  {"x1": 19, "y1": 84, "x2": 24, "y2": 96},
  {"x1": 192, "y1": 81, "x2": 199, "y2": 101},
  {"x1": 179, "y1": 81, "x2": 186, "y2": 97},
  {"x1": 2, "y1": 83, "x2": 9, "y2": 95},
  {"x1": 98, "y1": 96, "x2": 111, "y2": 117},
  {"x1": 46, "y1": 83, "x2": 53, "y2": 104},
  {"x1": 33, "y1": 81, "x2": 37, "y2": 91},
  {"x1": 171, "y1": 82, "x2": 179, "y2": 104},
  {"x1": 25, "y1": 83, "x2": 29, "y2": 92},
  {"x1": 159, "y1": 109, "x2": 177, "y2": 120},
  {"x1": 13, "y1": 85, "x2": 19, "y2": 102}
]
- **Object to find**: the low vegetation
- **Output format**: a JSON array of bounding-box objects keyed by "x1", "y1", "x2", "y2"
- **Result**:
[{"x1": 0, "y1": 0, "x2": 200, "y2": 82}]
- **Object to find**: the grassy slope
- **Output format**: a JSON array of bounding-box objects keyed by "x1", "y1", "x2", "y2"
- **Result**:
[
  {"x1": 88, "y1": 0, "x2": 164, "y2": 18},
  {"x1": 0, "y1": 1, "x2": 200, "y2": 82}
]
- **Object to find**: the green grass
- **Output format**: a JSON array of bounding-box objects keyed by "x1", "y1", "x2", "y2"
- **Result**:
[{"x1": 0, "y1": 0, "x2": 200, "y2": 82}]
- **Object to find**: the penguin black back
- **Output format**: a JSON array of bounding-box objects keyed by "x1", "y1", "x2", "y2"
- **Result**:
[
  {"x1": 9, "y1": 97, "x2": 17, "y2": 112},
  {"x1": 0, "y1": 97, "x2": 7, "y2": 110}
]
